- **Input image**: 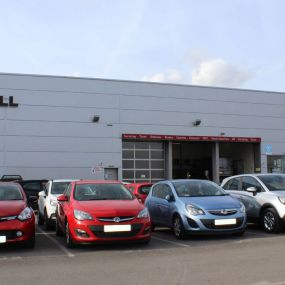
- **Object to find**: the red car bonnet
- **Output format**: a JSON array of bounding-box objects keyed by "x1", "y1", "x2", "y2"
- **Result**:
[
  {"x1": 72, "y1": 199, "x2": 144, "y2": 217},
  {"x1": 0, "y1": 200, "x2": 26, "y2": 216}
]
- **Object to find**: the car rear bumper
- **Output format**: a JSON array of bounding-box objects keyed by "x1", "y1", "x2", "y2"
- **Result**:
[
  {"x1": 68, "y1": 218, "x2": 151, "y2": 244},
  {"x1": 0, "y1": 216, "x2": 35, "y2": 244}
]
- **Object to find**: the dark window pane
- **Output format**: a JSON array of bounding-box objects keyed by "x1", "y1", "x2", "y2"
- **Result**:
[
  {"x1": 122, "y1": 160, "x2": 134, "y2": 169},
  {"x1": 123, "y1": 170, "x2": 134, "y2": 179},
  {"x1": 151, "y1": 160, "x2": 164, "y2": 169},
  {"x1": 151, "y1": 150, "x2": 164, "y2": 159},
  {"x1": 135, "y1": 142, "x2": 149, "y2": 149},
  {"x1": 123, "y1": 150, "x2": 134, "y2": 159},
  {"x1": 122, "y1": 141, "x2": 135, "y2": 149},
  {"x1": 135, "y1": 150, "x2": 149, "y2": 159},
  {"x1": 150, "y1": 142, "x2": 163, "y2": 150},
  {"x1": 151, "y1": 170, "x2": 165, "y2": 179},
  {"x1": 135, "y1": 170, "x2": 150, "y2": 179},
  {"x1": 135, "y1": 160, "x2": 149, "y2": 169}
]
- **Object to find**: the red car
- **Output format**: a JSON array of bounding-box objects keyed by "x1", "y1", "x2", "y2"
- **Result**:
[
  {"x1": 125, "y1": 183, "x2": 153, "y2": 203},
  {"x1": 56, "y1": 180, "x2": 151, "y2": 248},
  {"x1": 0, "y1": 182, "x2": 35, "y2": 248}
]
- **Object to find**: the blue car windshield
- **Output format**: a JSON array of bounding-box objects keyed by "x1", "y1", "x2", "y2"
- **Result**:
[{"x1": 173, "y1": 181, "x2": 228, "y2": 197}]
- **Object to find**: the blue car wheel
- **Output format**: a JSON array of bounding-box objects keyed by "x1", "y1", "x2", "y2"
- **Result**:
[{"x1": 173, "y1": 215, "x2": 186, "y2": 240}]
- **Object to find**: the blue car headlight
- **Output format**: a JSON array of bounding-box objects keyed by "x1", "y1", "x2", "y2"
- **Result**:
[
  {"x1": 137, "y1": 208, "x2": 149, "y2": 219},
  {"x1": 186, "y1": 204, "x2": 205, "y2": 216},
  {"x1": 239, "y1": 202, "x2": 246, "y2": 213}
]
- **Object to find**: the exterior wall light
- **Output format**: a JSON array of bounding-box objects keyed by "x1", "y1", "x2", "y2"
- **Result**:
[
  {"x1": 192, "y1": 119, "x2": 201, "y2": 126},
  {"x1": 92, "y1": 115, "x2": 100, "y2": 123}
]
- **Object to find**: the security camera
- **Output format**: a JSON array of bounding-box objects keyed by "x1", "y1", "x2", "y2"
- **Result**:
[{"x1": 192, "y1": 119, "x2": 201, "y2": 126}]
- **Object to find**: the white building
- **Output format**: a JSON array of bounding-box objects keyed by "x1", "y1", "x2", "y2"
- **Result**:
[{"x1": 0, "y1": 73, "x2": 283, "y2": 183}]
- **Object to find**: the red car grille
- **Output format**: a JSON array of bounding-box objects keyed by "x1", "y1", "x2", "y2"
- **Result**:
[
  {"x1": 0, "y1": 216, "x2": 17, "y2": 223},
  {"x1": 97, "y1": 216, "x2": 135, "y2": 222},
  {"x1": 0, "y1": 230, "x2": 19, "y2": 240},
  {"x1": 89, "y1": 223, "x2": 143, "y2": 238}
]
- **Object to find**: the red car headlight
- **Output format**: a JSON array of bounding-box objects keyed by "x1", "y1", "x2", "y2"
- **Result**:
[
  {"x1": 74, "y1": 209, "x2": 93, "y2": 221},
  {"x1": 18, "y1": 207, "x2": 33, "y2": 221}
]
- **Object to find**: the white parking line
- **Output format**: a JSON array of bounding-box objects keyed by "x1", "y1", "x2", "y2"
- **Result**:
[
  {"x1": 37, "y1": 227, "x2": 75, "y2": 258},
  {"x1": 152, "y1": 235, "x2": 191, "y2": 247}
]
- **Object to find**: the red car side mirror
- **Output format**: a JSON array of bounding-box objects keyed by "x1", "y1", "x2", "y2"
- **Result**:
[{"x1": 57, "y1": 195, "x2": 68, "y2": 202}]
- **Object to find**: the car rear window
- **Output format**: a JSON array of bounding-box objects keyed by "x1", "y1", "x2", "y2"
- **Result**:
[
  {"x1": 51, "y1": 182, "x2": 71, "y2": 195},
  {"x1": 74, "y1": 183, "x2": 134, "y2": 201},
  {"x1": 0, "y1": 185, "x2": 23, "y2": 200},
  {"x1": 139, "y1": 186, "x2": 151, "y2": 195}
]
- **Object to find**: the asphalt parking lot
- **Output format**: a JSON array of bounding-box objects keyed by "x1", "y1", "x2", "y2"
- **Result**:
[{"x1": 1, "y1": 222, "x2": 285, "y2": 285}]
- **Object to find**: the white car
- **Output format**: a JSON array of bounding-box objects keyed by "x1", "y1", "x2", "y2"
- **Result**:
[{"x1": 38, "y1": 179, "x2": 78, "y2": 229}]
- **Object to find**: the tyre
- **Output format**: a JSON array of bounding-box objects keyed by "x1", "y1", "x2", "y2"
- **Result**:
[
  {"x1": 140, "y1": 237, "x2": 151, "y2": 245},
  {"x1": 65, "y1": 221, "x2": 76, "y2": 248},
  {"x1": 151, "y1": 223, "x2": 156, "y2": 231},
  {"x1": 37, "y1": 211, "x2": 44, "y2": 225},
  {"x1": 261, "y1": 208, "x2": 283, "y2": 233},
  {"x1": 55, "y1": 218, "x2": 64, "y2": 236},
  {"x1": 23, "y1": 236, "x2": 35, "y2": 249},
  {"x1": 44, "y1": 210, "x2": 51, "y2": 231},
  {"x1": 173, "y1": 215, "x2": 187, "y2": 240}
]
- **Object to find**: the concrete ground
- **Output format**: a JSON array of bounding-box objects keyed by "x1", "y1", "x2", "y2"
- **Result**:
[{"x1": 1, "y1": 223, "x2": 285, "y2": 285}]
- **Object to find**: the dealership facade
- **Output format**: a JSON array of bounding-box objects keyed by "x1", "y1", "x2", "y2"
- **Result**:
[{"x1": 0, "y1": 73, "x2": 284, "y2": 183}]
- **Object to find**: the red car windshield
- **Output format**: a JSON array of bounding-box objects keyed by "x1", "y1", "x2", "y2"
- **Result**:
[
  {"x1": 74, "y1": 184, "x2": 134, "y2": 201},
  {"x1": 0, "y1": 185, "x2": 23, "y2": 200}
]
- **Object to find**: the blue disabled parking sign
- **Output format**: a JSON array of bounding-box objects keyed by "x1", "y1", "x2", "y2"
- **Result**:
[{"x1": 265, "y1": 144, "x2": 273, "y2": 155}]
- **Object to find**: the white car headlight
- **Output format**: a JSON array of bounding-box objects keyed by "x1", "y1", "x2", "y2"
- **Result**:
[
  {"x1": 186, "y1": 204, "x2": 205, "y2": 216},
  {"x1": 74, "y1": 209, "x2": 93, "y2": 221},
  {"x1": 278, "y1": 197, "x2": 285, "y2": 205},
  {"x1": 137, "y1": 208, "x2": 149, "y2": 219},
  {"x1": 18, "y1": 207, "x2": 33, "y2": 221},
  {"x1": 239, "y1": 202, "x2": 246, "y2": 213}
]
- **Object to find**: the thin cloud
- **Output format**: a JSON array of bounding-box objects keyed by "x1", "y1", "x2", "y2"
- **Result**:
[
  {"x1": 141, "y1": 69, "x2": 182, "y2": 83},
  {"x1": 191, "y1": 58, "x2": 251, "y2": 87}
]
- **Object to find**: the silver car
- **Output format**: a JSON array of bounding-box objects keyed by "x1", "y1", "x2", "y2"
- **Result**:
[{"x1": 221, "y1": 174, "x2": 285, "y2": 233}]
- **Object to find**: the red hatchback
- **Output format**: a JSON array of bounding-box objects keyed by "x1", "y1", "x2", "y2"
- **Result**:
[
  {"x1": 0, "y1": 182, "x2": 35, "y2": 248},
  {"x1": 56, "y1": 180, "x2": 151, "y2": 248},
  {"x1": 125, "y1": 183, "x2": 152, "y2": 203}
]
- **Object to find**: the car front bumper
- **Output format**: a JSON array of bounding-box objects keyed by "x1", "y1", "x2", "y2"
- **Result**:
[
  {"x1": 0, "y1": 216, "x2": 35, "y2": 244},
  {"x1": 181, "y1": 213, "x2": 247, "y2": 234},
  {"x1": 68, "y1": 218, "x2": 151, "y2": 244}
]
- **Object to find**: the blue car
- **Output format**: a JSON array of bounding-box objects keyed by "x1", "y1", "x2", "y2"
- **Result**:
[{"x1": 145, "y1": 179, "x2": 246, "y2": 239}]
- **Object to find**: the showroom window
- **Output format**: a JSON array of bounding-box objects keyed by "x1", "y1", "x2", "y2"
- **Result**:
[
  {"x1": 122, "y1": 141, "x2": 165, "y2": 183},
  {"x1": 267, "y1": 156, "x2": 285, "y2": 173}
]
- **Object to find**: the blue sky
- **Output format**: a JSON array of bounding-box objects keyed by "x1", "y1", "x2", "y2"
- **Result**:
[{"x1": 0, "y1": 0, "x2": 285, "y2": 92}]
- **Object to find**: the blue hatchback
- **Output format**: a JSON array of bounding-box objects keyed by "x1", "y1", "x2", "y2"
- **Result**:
[{"x1": 145, "y1": 179, "x2": 246, "y2": 239}]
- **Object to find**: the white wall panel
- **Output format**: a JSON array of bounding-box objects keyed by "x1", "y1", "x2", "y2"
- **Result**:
[
  {"x1": 5, "y1": 152, "x2": 121, "y2": 168},
  {"x1": 5, "y1": 105, "x2": 119, "y2": 123},
  {"x1": 5, "y1": 136, "x2": 121, "y2": 152},
  {"x1": 5, "y1": 120, "x2": 120, "y2": 137}
]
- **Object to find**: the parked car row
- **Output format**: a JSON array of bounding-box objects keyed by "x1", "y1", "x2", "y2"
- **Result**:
[{"x1": 1, "y1": 174, "x2": 285, "y2": 250}]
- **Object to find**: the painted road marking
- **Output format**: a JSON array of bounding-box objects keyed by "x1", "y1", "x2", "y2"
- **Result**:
[
  {"x1": 37, "y1": 227, "x2": 75, "y2": 258},
  {"x1": 152, "y1": 235, "x2": 191, "y2": 247}
]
